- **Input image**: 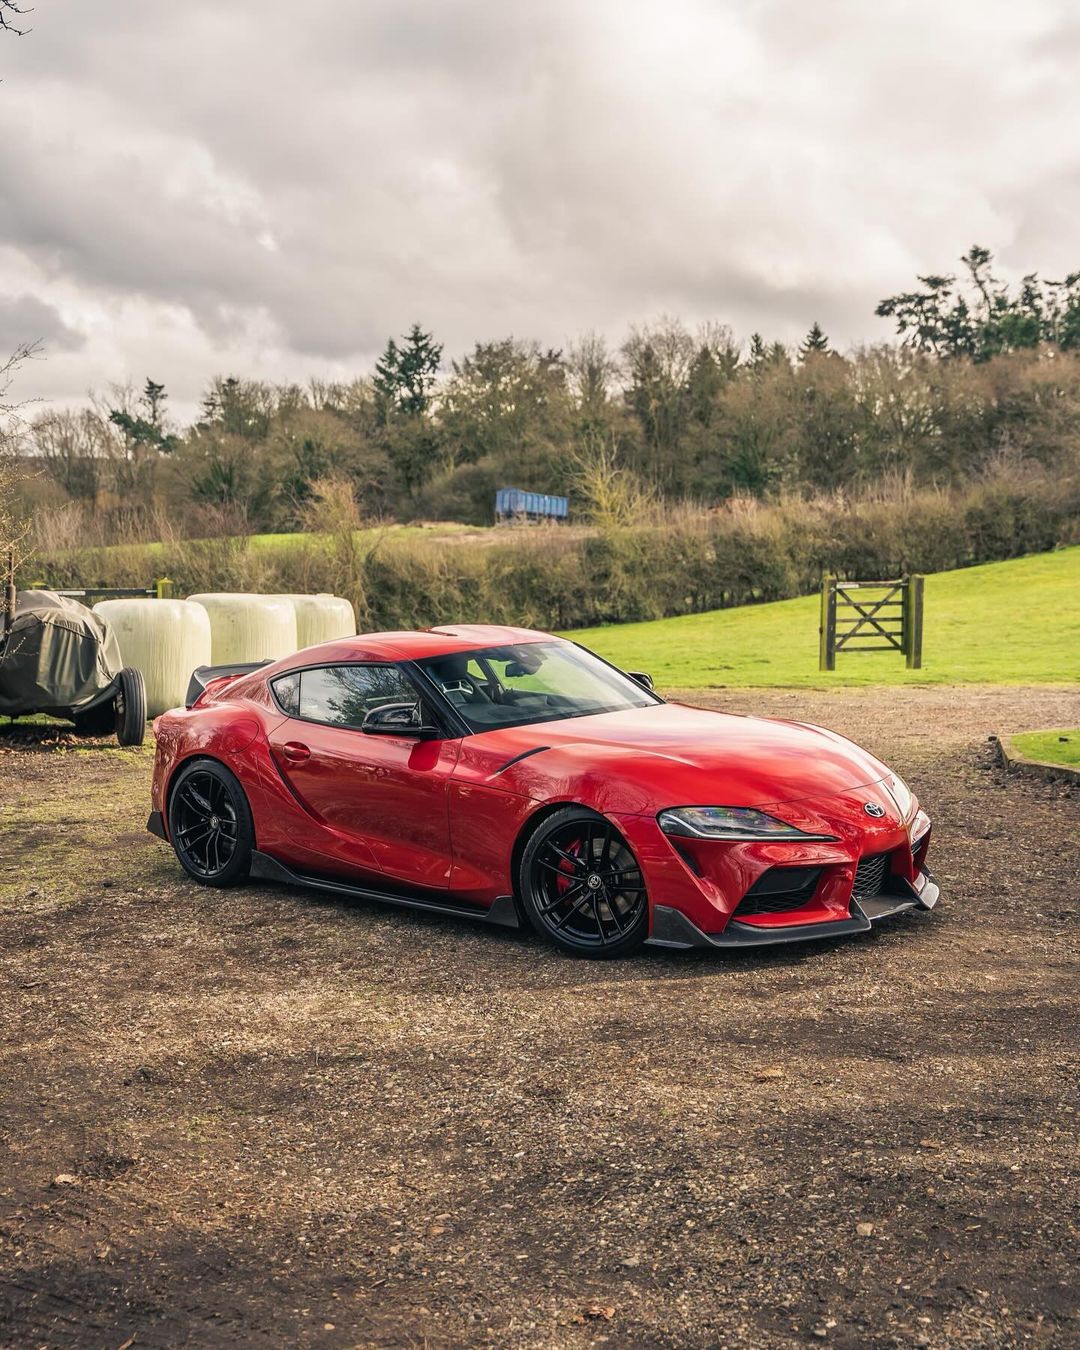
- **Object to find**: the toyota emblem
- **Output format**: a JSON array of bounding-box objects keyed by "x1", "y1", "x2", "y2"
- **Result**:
[{"x1": 863, "y1": 801, "x2": 886, "y2": 818}]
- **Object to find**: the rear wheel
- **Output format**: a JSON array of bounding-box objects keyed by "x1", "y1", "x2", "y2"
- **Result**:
[
  {"x1": 168, "y1": 759, "x2": 253, "y2": 887},
  {"x1": 114, "y1": 667, "x2": 146, "y2": 746},
  {"x1": 519, "y1": 807, "x2": 648, "y2": 958}
]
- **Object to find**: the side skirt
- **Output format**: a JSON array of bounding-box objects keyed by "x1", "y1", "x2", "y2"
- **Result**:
[{"x1": 247, "y1": 850, "x2": 522, "y2": 931}]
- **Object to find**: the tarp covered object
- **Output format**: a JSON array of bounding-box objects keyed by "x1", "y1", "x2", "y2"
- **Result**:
[{"x1": 0, "y1": 590, "x2": 124, "y2": 716}]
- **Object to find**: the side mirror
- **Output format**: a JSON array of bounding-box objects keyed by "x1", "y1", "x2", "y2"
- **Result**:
[
  {"x1": 626, "y1": 670, "x2": 654, "y2": 690},
  {"x1": 361, "y1": 702, "x2": 441, "y2": 739}
]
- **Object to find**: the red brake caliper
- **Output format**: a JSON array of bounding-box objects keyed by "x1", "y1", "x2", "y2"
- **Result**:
[{"x1": 555, "y1": 838, "x2": 583, "y2": 894}]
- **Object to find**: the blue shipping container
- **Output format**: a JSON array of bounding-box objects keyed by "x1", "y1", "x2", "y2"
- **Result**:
[{"x1": 496, "y1": 486, "x2": 568, "y2": 520}]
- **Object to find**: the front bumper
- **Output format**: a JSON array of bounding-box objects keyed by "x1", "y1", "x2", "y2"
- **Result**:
[{"x1": 646, "y1": 865, "x2": 940, "y2": 949}]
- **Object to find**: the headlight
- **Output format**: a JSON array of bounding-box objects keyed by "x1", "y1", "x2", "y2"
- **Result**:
[
  {"x1": 886, "y1": 774, "x2": 915, "y2": 822},
  {"x1": 910, "y1": 808, "x2": 931, "y2": 844},
  {"x1": 657, "y1": 806, "x2": 835, "y2": 842}
]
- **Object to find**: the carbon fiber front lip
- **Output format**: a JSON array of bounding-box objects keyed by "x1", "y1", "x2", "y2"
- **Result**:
[{"x1": 647, "y1": 867, "x2": 939, "y2": 950}]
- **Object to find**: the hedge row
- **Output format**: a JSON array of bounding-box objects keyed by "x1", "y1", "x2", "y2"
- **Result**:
[{"x1": 28, "y1": 471, "x2": 1080, "y2": 633}]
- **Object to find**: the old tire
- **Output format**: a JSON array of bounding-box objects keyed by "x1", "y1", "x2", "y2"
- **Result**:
[{"x1": 114, "y1": 667, "x2": 147, "y2": 746}]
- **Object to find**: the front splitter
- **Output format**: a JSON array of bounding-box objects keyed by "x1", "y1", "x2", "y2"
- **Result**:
[{"x1": 646, "y1": 868, "x2": 940, "y2": 950}]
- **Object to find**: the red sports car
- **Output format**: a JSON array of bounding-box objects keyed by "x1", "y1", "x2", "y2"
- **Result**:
[{"x1": 147, "y1": 624, "x2": 939, "y2": 957}]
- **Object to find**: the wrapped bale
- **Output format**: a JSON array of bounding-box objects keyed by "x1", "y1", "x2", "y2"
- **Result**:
[
  {"x1": 279, "y1": 593, "x2": 356, "y2": 649},
  {"x1": 93, "y1": 598, "x2": 212, "y2": 718},
  {"x1": 187, "y1": 593, "x2": 298, "y2": 665}
]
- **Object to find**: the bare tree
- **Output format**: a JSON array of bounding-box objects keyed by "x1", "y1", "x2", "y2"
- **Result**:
[
  {"x1": 0, "y1": 340, "x2": 40, "y2": 446},
  {"x1": 1, "y1": 343, "x2": 39, "y2": 576},
  {"x1": 0, "y1": 1, "x2": 31, "y2": 36}
]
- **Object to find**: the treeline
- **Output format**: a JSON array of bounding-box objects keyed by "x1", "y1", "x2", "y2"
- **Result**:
[
  {"x1": 31, "y1": 466, "x2": 1080, "y2": 632},
  {"x1": 16, "y1": 246, "x2": 1080, "y2": 539}
]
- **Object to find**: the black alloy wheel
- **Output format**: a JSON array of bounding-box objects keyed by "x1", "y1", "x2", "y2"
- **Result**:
[
  {"x1": 520, "y1": 806, "x2": 648, "y2": 957},
  {"x1": 168, "y1": 759, "x2": 253, "y2": 887}
]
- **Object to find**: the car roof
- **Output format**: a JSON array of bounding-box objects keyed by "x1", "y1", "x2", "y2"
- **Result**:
[{"x1": 274, "y1": 623, "x2": 559, "y2": 670}]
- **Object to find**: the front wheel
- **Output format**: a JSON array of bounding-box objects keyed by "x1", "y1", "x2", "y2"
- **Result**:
[
  {"x1": 114, "y1": 667, "x2": 147, "y2": 746},
  {"x1": 519, "y1": 807, "x2": 649, "y2": 958},
  {"x1": 168, "y1": 759, "x2": 253, "y2": 887}
]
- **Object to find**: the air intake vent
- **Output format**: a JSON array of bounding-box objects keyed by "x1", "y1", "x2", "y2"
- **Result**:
[
  {"x1": 734, "y1": 866, "x2": 821, "y2": 918},
  {"x1": 853, "y1": 851, "x2": 892, "y2": 899}
]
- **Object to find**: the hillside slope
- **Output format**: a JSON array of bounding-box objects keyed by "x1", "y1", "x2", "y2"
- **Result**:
[{"x1": 568, "y1": 546, "x2": 1080, "y2": 688}]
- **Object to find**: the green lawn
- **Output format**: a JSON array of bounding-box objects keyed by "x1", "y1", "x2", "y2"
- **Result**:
[
  {"x1": 1009, "y1": 728, "x2": 1080, "y2": 766},
  {"x1": 567, "y1": 546, "x2": 1080, "y2": 688}
]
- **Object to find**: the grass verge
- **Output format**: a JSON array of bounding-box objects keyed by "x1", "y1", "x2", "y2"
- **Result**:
[{"x1": 1009, "y1": 727, "x2": 1080, "y2": 767}]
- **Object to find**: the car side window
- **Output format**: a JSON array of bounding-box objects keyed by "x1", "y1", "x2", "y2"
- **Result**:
[
  {"x1": 270, "y1": 672, "x2": 300, "y2": 716},
  {"x1": 297, "y1": 664, "x2": 420, "y2": 730}
]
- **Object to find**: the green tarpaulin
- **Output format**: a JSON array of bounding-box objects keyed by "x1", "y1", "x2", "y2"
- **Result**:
[{"x1": 0, "y1": 590, "x2": 124, "y2": 717}]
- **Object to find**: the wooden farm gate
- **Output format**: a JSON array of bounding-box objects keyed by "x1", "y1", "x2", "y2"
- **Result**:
[{"x1": 819, "y1": 575, "x2": 924, "y2": 671}]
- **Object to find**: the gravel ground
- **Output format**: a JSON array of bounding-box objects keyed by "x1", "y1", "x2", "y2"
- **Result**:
[{"x1": 1, "y1": 685, "x2": 1078, "y2": 1349}]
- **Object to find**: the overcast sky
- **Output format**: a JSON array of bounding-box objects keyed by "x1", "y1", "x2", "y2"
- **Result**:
[{"x1": 2, "y1": 0, "x2": 1079, "y2": 420}]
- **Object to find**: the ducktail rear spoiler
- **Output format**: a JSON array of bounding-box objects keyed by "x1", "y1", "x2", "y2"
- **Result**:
[{"x1": 185, "y1": 660, "x2": 273, "y2": 708}]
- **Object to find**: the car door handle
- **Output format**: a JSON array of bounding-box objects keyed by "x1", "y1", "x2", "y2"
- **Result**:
[{"x1": 281, "y1": 741, "x2": 310, "y2": 763}]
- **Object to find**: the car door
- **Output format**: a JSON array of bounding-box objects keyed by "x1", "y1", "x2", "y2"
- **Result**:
[{"x1": 265, "y1": 662, "x2": 460, "y2": 890}]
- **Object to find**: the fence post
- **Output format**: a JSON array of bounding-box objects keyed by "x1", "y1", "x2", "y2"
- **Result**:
[
  {"x1": 156, "y1": 577, "x2": 174, "y2": 599},
  {"x1": 819, "y1": 578, "x2": 836, "y2": 671},
  {"x1": 905, "y1": 574, "x2": 924, "y2": 669}
]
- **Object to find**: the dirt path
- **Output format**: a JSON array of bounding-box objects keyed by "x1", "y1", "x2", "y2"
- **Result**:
[{"x1": 1, "y1": 687, "x2": 1077, "y2": 1348}]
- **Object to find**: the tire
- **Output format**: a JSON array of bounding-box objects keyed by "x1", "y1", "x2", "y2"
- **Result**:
[
  {"x1": 168, "y1": 758, "x2": 254, "y2": 887},
  {"x1": 114, "y1": 667, "x2": 147, "y2": 746},
  {"x1": 518, "y1": 806, "x2": 649, "y2": 958}
]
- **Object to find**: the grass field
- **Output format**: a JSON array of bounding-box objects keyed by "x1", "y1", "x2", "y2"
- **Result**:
[
  {"x1": 569, "y1": 546, "x2": 1080, "y2": 688},
  {"x1": 1010, "y1": 727, "x2": 1080, "y2": 766},
  {"x1": 77, "y1": 521, "x2": 480, "y2": 563}
]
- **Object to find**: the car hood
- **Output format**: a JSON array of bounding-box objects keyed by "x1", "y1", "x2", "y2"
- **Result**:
[{"x1": 462, "y1": 701, "x2": 893, "y2": 812}]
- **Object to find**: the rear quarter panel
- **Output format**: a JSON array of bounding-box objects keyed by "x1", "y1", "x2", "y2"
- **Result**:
[{"x1": 151, "y1": 701, "x2": 275, "y2": 831}]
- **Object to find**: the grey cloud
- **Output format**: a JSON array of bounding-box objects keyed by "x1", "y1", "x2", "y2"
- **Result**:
[
  {"x1": 0, "y1": 293, "x2": 83, "y2": 353},
  {"x1": 1, "y1": 0, "x2": 1078, "y2": 411}
]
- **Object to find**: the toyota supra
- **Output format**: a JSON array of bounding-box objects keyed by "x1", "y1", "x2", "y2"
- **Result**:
[{"x1": 147, "y1": 624, "x2": 939, "y2": 957}]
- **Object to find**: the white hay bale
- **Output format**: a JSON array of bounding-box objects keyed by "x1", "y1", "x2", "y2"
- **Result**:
[
  {"x1": 186, "y1": 593, "x2": 298, "y2": 665},
  {"x1": 93, "y1": 598, "x2": 212, "y2": 718},
  {"x1": 278, "y1": 593, "x2": 356, "y2": 649}
]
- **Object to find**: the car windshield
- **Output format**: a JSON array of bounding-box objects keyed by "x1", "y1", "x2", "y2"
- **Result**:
[{"x1": 416, "y1": 641, "x2": 659, "y2": 733}]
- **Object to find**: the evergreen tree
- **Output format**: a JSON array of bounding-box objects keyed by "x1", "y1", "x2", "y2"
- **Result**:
[
  {"x1": 374, "y1": 324, "x2": 443, "y2": 422},
  {"x1": 108, "y1": 377, "x2": 177, "y2": 454},
  {"x1": 372, "y1": 339, "x2": 399, "y2": 423},
  {"x1": 197, "y1": 376, "x2": 272, "y2": 439},
  {"x1": 769, "y1": 341, "x2": 791, "y2": 368},
  {"x1": 876, "y1": 245, "x2": 1080, "y2": 359},
  {"x1": 799, "y1": 322, "x2": 830, "y2": 360}
]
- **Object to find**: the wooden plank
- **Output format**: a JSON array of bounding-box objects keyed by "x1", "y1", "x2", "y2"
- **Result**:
[
  {"x1": 907, "y1": 574, "x2": 924, "y2": 669},
  {"x1": 819, "y1": 578, "x2": 836, "y2": 671}
]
